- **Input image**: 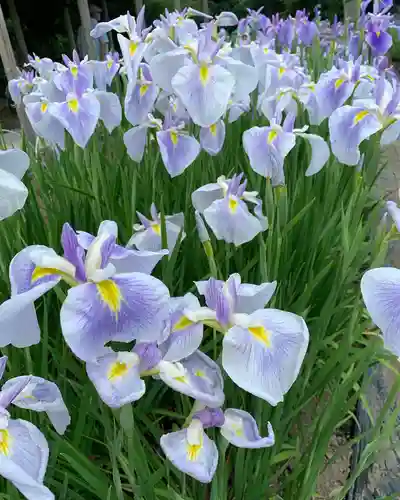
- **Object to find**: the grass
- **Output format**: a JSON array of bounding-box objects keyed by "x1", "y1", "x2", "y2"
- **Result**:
[{"x1": 0, "y1": 91, "x2": 399, "y2": 499}]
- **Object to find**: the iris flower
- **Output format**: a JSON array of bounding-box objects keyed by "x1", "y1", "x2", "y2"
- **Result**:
[
  {"x1": 0, "y1": 356, "x2": 69, "y2": 499},
  {"x1": 0, "y1": 149, "x2": 30, "y2": 221},
  {"x1": 0, "y1": 221, "x2": 170, "y2": 361},
  {"x1": 8, "y1": 70, "x2": 35, "y2": 105},
  {"x1": 91, "y1": 52, "x2": 120, "y2": 91},
  {"x1": 192, "y1": 174, "x2": 268, "y2": 246}
]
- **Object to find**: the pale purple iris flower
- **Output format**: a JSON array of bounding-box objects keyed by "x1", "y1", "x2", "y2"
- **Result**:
[
  {"x1": 152, "y1": 8, "x2": 199, "y2": 45},
  {"x1": 127, "y1": 203, "x2": 185, "y2": 253},
  {"x1": 125, "y1": 63, "x2": 158, "y2": 126},
  {"x1": 278, "y1": 17, "x2": 295, "y2": 49},
  {"x1": 366, "y1": 19, "x2": 393, "y2": 55},
  {"x1": 8, "y1": 70, "x2": 36, "y2": 105},
  {"x1": 199, "y1": 119, "x2": 226, "y2": 156},
  {"x1": 297, "y1": 18, "x2": 319, "y2": 46},
  {"x1": 0, "y1": 149, "x2": 30, "y2": 221},
  {"x1": 192, "y1": 173, "x2": 268, "y2": 246},
  {"x1": 0, "y1": 221, "x2": 170, "y2": 361},
  {"x1": 243, "y1": 114, "x2": 330, "y2": 184},
  {"x1": 91, "y1": 52, "x2": 120, "y2": 90},
  {"x1": 161, "y1": 407, "x2": 274, "y2": 482},
  {"x1": 0, "y1": 356, "x2": 68, "y2": 499},
  {"x1": 53, "y1": 50, "x2": 93, "y2": 94},
  {"x1": 24, "y1": 93, "x2": 65, "y2": 149},
  {"x1": 361, "y1": 267, "x2": 400, "y2": 357},
  {"x1": 184, "y1": 274, "x2": 309, "y2": 405},
  {"x1": 26, "y1": 53, "x2": 54, "y2": 78}
]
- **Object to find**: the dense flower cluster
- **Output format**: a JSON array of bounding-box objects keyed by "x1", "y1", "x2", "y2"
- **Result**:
[{"x1": 1, "y1": 2, "x2": 400, "y2": 496}]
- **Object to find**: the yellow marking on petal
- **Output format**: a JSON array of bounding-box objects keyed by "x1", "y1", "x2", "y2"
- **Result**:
[
  {"x1": 152, "y1": 223, "x2": 161, "y2": 235},
  {"x1": 195, "y1": 370, "x2": 205, "y2": 377},
  {"x1": 267, "y1": 130, "x2": 277, "y2": 144},
  {"x1": 40, "y1": 102, "x2": 48, "y2": 113},
  {"x1": 68, "y1": 98, "x2": 79, "y2": 113},
  {"x1": 174, "y1": 376, "x2": 187, "y2": 383},
  {"x1": 335, "y1": 77, "x2": 345, "y2": 89},
  {"x1": 97, "y1": 280, "x2": 122, "y2": 313},
  {"x1": 108, "y1": 361, "x2": 128, "y2": 381},
  {"x1": 107, "y1": 59, "x2": 113, "y2": 70},
  {"x1": 354, "y1": 110, "x2": 369, "y2": 124},
  {"x1": 31, "y1": 267, "x2": 60, "y2": 283},
  {"x1": 129, "y1": 41, "x2": 138, "y2": 57},
  {"x1": 263, "y1": 47, "x2": 269, "y2": 54},
  {"x1": 228, "y1": 196, "x2": 238, "y2": 213},
  {"x1": 199, "y1": 64, "x2": 210, "y2": 86},
  {"x1": 278, "y1": 67, "x2": 286, "y2": 78},
  {"x1": 187, "y1": 442, "x2": 202, "y2": 461},
  {"x1": 365, "y1": 74, "x2": 374, "y2": 82},
  {"x1": 0, "y1": 430, "x2": 10, "y2": 456},
  {"x1": 210, "y1": 123, "x2": 217, "y2": 136},
  {"x1": 169, "y1": 26, "x2": 176, "y2": 40},
  {"x1": 140, "y1": 84, "x2": 149, "y2": 97},
  {"x1": 309, "y1": 83, "x2": 315, "y2": 91},
  {"x1": 70, "y1": 65, "x2": 78, "y2": 78},
  {"x1": 376, "y1": 31, "x2": 381, "y2": 38},
  {"x1": 172, "y1": 315, "x2": 193, "y2": 332},
  {"x1": 170, "y1": 130, "x2": 179, "y2": 146},
  {"x1": 248, "y1": 325, "x2": 271, "y2": 348}
]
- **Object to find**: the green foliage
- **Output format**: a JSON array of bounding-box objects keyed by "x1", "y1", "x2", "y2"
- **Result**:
[{"x1": 0, "y1": 104, "x2": 399, "y2": 499}]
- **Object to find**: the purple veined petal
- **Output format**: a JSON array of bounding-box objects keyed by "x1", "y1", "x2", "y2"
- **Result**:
[
  {"x1": 315, "y1": 77, "x2": 355, "y2": 121},
  {"x1": 93, "y1": 90, "x2": 122, "y2": 134},
  {"x1": 218, "y1": 57, "x2": 258, "y2": 102},
  {"x1": 123, "y1": 125, "x2": 149, "y2": 162},
  {"x1": 133, "y1": 342, "x2": 163, "y2": 372},
  {"x1": 0, "y1": 168, "x2": 28, "y2": 221},
  {"x1": 61, "y1": 223, "x2": 86, "y2": 282},
  {"x1": 156, "y1": 130, "x2": 200, "y2": 177},
  {"x1": 381, "y1": 120, "x2": 400, "y2": 146},
  {"x1": 361, "y1": 267, "x2": 400, "y2": 357},
  {"x1": 220, "y1": 409, "x2": 275, "y2": 449},
  {"x1": 160, "y1": 293, "x2": 204, "y2": 362},
  {"x1": 0, "y1": 149, "x2": 30, "y2": 180},
  {"x1": 118, "y1": 35, "x2": 147, "y2": 81},
  {"x1": 76, "y1": 231, "x2": 95, "y2": 250},
  {"x1": 366, "y1": 29, "x2": 392, "y2": 56},
  {"x1": 25, "y1": 101, "x2": 66, "y2": 150},
  {"x1": 160, "y1": 419, "x2": 218, "y2": 483},
  {"x1": 159, "y1": 350, "x2": 225, "y2": 408},
  {"x1": 243, "y1": 126, "x2": 295, "y2": 185},
  {"x1": 203, "y1": 197, "x2": 264, "y2": 246},
  {"x1": 149, "y1": 49, "x2": 188, "y2": 93},
  {"x1": 0, "y1": 377, "x2": 31, "y2": 409},
  {"x1": 0, "y1": 356, "x2": 7, "y2": 381},
  {"x1": 193, "y1": 407, "x2": 225, "y2": 428},
  {"x1": 110, "y1": 248, "x2": 169, "y2": 274},
  {"x1": 60, "y1": 273, "x2": 170, "y2": 361},
  {"x1": 0, "y1": 418, "x2": 54, "y2": 500},
  {"x1": 3, "y1": 376, "x2": 70, "y2": 435},
  {"x1": 86, "y1": 351, "x2": 145, "y2": 408},
  {"x1": 296, "y1": 133, "x2": 330, "y2": 176},
  {"x1": 236, "y1": 281, "x2": 277, "y2": 314},
  {"x1": 329, "y1": 106, "x2": 382, "y2": 165},
  {"x1": 125, "y1": 75, "x2": 158, "y2": 126},
  {"x1": 50, "y1": 93, "x2": 101, "y2": 149},
  {"x1": 191, "y1": 182, "x2": 224, "y2": 213},
  {"x1": 172, "y1": 61, "x2": 235, "y2": 127},
  {"x1": 222, "y1": 308, "x2": 309, "y2": 405},
  {"x1": 198, "y1": 277, "x2": 224, "y2": 310},
  {"x1": 200, "y1": 120, "x2": 226, "y2": 156},
  {"x1": 386, "y1": 201, "x2": 400, "y2": 231}
]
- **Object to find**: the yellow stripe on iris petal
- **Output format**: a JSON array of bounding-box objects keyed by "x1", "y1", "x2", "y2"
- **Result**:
[
  {"x1": 172, "y1": 315, "x2": 193, "y2": 332},
  {"x1": 210, "y1": 123, "x2": 217, "y2": 136},
  {"x1": 108, "y1": 361, "x2": 128, "y2": 381},
  {"x1": 0, "y1": 430, "x2": 11, "y2": 455},
  {"x1": 97, "y1": 280, "x2": 122, "y2": 313},
  {"x1": 170, "y1": 130, "x2": 179, "y2": 145},
  {"x1": 335, "y1": 77, "x2": 345, "y2": 89},
  {"x1": 376, "y1": 31, "x2": 381, "y2": 38},
  {"x1": 278, "y1": 67, "x2": 286, "y2": 78},
  {"x1": 199, "y1": 64, "x2": 210, "y2": 86},
  {"x1": 129, "y1": 41, "x2": 138, "y2": 57},
  {"x1": 68, "y1": 98, "x2": 79, "y2": 113},
  {"x1": 187, "y1": 443, "x2": 202, "y2": 461},
  {"x1": 195, "y1": 370, "x2": 205, "y2": 377},
  {"x1": 70, "y1": 65, "x2": 78, "y2": 78},
  {"x1": 248, "y1": 326, "x2": 271, "y2": 348},
  {"x1": 174, "y1": 376, "x2": 187, "y2": 383},
  {"x1": 140, "y1": 84, "x2": 149, "y2": 97},
  {"x1": 40, "y1": 102, "x2": 48, "y2": 113},
  {"x1": 31, "y1": 267, "x2": 60, "y2": 283},
  {"x1": 107, "y1": 59, "x2": 113, "y2": 70},
  {"x1": 267, "y1": 130, "x2": 277, "y2": 144},
  {"x1": 152, "y1": 223, "x2": 161, "y2": 235},
  {"x1": 353, "y1": 110, "x2": 369, "y2": 124},
  {"x1": 228, "y1": 196, "x2": 238, "y2": 213}
]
